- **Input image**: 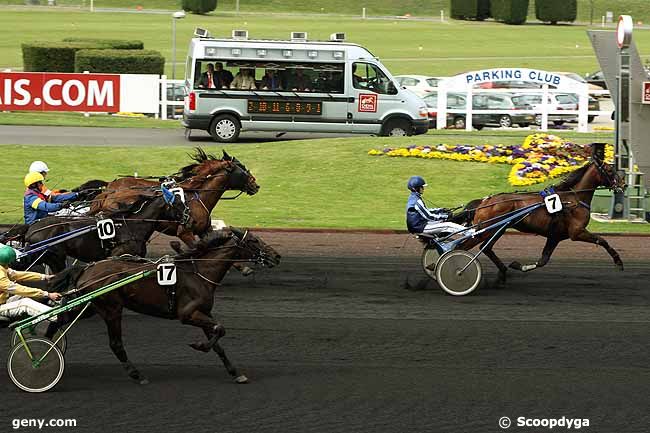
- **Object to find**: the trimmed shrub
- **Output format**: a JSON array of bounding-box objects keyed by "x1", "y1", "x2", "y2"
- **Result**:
[
  {"x1": 75, "y1": 49, "x2": 165, "y2": 75},
  {"x1": 491, "y1": 0, "x2": 529, "y2": 25},
  {"x1": 22, "y1": 42, "x2": 100, "y2": 72},
  {"x1": 182, "y1": 0, "x2": 217, "y2": 15},
  {"x1": 62, "y1": 38, "x2": 144, "y2": 50},
  {"x1": 535, "y1": 0, "x2": 577, "y2": 24},
  {"x1": 450, "y1": 0, "x2": 491, "y2": 21}
]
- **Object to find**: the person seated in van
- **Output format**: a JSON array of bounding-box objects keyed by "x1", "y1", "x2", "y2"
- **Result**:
[
  {"x1": 260, "y1": 69, "x2": 282, "y2": 91},
  {"x1": 199, "y1": 63, "x2": 219, "y2": 89},
  {"x1": 230, "y1": 68, "x2": 257, "y2": 90},
  {"x1": 214, "y1": 62, "x2": 234, "y2": 88},
  {"x1": 317, "y1": 71, "x2": 343, "y2": 93},
  {"x1": 289, "y1": 69, "x2": 311, "y2": 92}
]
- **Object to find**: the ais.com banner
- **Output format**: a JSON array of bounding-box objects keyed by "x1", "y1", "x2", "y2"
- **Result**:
[{"x1": 0, "y1": 72, "x2": 159, "y2": 113}]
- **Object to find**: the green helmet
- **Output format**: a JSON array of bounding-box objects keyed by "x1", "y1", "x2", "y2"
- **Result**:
[{"x1": 0, "y1": 245, "x2": 17, "y2": 265}]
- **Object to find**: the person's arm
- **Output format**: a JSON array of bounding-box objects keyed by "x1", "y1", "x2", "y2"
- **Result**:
[
  {"x1": 0, "y1": 272, "x2": 48, "y2": 300},
  {"x1": 414, "y1": 198, "x2": 448, "y2": 222},
  {"x1": 6, "y1": 268, "x2": 46, "y2": 283},
  {"x1": 51, "y1": 192, "x2": 77, "y2": 203},
  {"x1": 27, "y1": 195, "x2": 64, "y2": 213}
]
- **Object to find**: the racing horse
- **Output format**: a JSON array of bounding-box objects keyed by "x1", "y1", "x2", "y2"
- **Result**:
[
  {"x1": 455, "y1": 149, "x2": 625, "y2": 282},
  {"x1": 48, "y1": 228, "x2": 281, "y2": 385},
  {"x1": 19, "y1": 191, "x2": 191, "y2": 273},
  {"x1": 89, "y1": 148, "x2": 259, "y2": 250}
]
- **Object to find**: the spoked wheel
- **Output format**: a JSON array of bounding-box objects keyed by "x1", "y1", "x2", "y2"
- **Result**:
[
  {"x1": 11, "y1": 323, "x2": 67, "y2": 354},
  {"x1": 435, "y1": 250, "x2": 482, "y2": 296},
  {"x1": 421, "y1": 247, "x2": 440, "y2": 280},
  {"x1": 8, "y1": 337, "x2": 65, "y2": 393}
]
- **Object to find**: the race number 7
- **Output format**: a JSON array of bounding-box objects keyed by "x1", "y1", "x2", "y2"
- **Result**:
[
  {"x1": 157, "y1": 263, "x2": 177, "y2": 285},
  {"x1": 96, "y1": 219, "x2": 116, "y2": 240},
  {"x1": 544, "y1": 194, "x2": 563, "y2": 214}
]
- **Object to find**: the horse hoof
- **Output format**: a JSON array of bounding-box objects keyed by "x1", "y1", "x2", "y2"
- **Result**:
[
  {"x1": 497, "y1": 272, "x2": 507, "y2": 284},
  {"x1": 617, "y1": 263, "x2": 624, "y2": 271},
  {"x1": 508, "y1": 261, "x2": 521, "y2": 271},
  {"x1": 139, "y1": 378, "x2": 149, "y2": 385},
  {"x1": 189, "y1": 342, "x2": 211, "y2": 353},
  {"x1": 234, "y1": 375, "x2": 249, "y2": 384},
  {"x1": 240, "y1": 267, "x2": 254, "y2": 277}
]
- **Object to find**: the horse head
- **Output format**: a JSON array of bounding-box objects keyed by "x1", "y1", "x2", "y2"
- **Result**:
[
  {"x1": 223, "y1": 154, "x2": 259, "y2": 196},
  {"x1": 182, "y1": 148, "x2": 259, "y2": 196},
  {"x1": 593, "y1": 161, "x2": 625, "y2": 194},
  {"x1": 190, "y1": 228, "x2": 280, "y2": 268}
]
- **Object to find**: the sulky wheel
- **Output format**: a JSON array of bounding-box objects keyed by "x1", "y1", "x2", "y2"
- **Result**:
[
  {"x1": 435, "y1": 250, "x2": 482, "y2": 296},
  {"x1": 11, "y1": 323, "x2": 67, "y2": 354},
  {"x1": 421, "y1": 247, "x2": 440, "y2": 280},
  {"x1": 8, "y1": 337, "x2": 65, "y2": 393}
]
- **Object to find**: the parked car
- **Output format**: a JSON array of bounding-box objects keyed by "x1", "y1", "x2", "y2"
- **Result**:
[
  {"x1": 430, "y1": 93, "x2": 535, "y2": 129},
  {"x1": 166, "y1": 83, "x2": 185, "y2": 119},
  {"x1": 394, "y1": 75, "x2": 442, "y2": 97},
  {"x1": 512, "y1": 92, "x2": 599, "y2": 124},
  {"x1": 585, "y1": 70, "x2": 607, "y2": 90},
  {"x1": 554, "y1": 71, "x2": 605, "y2": 97}
]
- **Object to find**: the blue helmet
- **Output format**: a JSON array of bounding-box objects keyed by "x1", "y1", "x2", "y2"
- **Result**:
[{"x1": 407, "y1": 176, "x2": 427, "y2": 191}]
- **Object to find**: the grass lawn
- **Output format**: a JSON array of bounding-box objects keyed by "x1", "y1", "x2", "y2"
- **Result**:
[
  {"x1": 0, "y1": 112, "x2": 181, "y2": 128},
  {"x1": 1, "y1": 132, "x2": 646, "y2": 233},
  {"x1": 0, "y1": 9, "x2": 649, "y2": 78}
]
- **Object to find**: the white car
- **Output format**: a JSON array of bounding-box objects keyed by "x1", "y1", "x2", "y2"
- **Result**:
[
  {"x1": 512, "y1": 93, "x2": 578, "y2": 126},
  {"x1": 394, "y1": 75, "x2": 443, "y2": 97}
]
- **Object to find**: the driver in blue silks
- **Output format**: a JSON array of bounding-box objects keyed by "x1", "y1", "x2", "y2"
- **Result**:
[
  {"x1": 23, "y1": 172, "x2": 78, "y2": 224},
  {"x1": 405, "y1": 176, "x2": 472, "y2": 236}
]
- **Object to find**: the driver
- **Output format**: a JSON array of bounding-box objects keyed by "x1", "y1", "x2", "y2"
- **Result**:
[
  {"x1": 23, "y1": 172, "x2": 78, "y2": 224},
  {"x1": 0, "y1": 246, "x2": 61, "y2": 321},
  {"x1": 406, "y1": 176, "x2": 473, "y2": 236}
]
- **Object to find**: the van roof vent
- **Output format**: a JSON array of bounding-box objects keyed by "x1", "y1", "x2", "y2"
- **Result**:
[
  {"x1": 291, "y1": 32, "x2": 308, "y2": 42},
  {"x1": 329, "y1": 32, "x2": 346, "y2": 42},
  {"x1": 194, "y1": 27, "x2": 211, "y2": 38},
  {"x1": 232, "y1": 29, "x2": 249, "y2": 40}
]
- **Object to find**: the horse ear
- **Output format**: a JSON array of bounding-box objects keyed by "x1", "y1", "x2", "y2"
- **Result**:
[{"x1": 222, "y1": 150, "x2": 231, "y2": 161}]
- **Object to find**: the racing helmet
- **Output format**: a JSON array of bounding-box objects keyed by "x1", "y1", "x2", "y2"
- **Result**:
[
  {"x1": 24, "y1": 172, "x2": 45, "y2": 188},
  {"x1": 29, "y1": 161, "x2": 49, "y2": 174},
  {"x1": 407, "y1": 176, "x2": 427, "y2": 191},
  {"x1": 0, "y1": 245, "x2": 17, "y2": 266}
]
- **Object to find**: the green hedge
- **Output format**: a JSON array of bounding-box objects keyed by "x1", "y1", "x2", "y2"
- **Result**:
[
  {"x1": 535, "y1": 0, "x2": 577, "y2": 23},
  {"x1": 182, "y1": 0, "x2": 217, "y2": 14},
  {"x1": 491, "y1": 0, "x2": 529, "y2": 24},
  {"x1": 22, "y1": 42, "x2": 101, "y2": 72},
  {"x1": 450, "y1": 0, "x2": 490, "y2": 20},
  {"x1": 75, "y1": 49, "x2": 165, "y2": 75},
  {"x1": 62, "y1": 38, "x2": 144, "y2": 50}
]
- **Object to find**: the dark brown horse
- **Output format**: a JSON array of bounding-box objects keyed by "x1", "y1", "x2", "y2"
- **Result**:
[
  {"x1": 457, "y1": 157, "x2": 625, "y2": 282},
  {"x1": 89, "y1": 149, "x2": 259, "y2": 249},
  {"x1": 49, "y1": 228, "x2": 280, "y2": 385}
]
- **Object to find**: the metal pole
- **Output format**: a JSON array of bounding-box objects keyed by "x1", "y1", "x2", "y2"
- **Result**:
[
  {"x1": 236, "y1": 0, "x2": 240, "y2": 14},
  {"x1": 172, "y1": 18, "x2": 176, "y2": 80}
]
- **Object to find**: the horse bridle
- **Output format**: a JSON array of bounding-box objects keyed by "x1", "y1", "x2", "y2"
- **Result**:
[
  {"x1": 230, "y1": 229, "x2": 271, "y2": 266},
  {"x1": 593, "y1": 160, "x2": 624, "y2": 192}
]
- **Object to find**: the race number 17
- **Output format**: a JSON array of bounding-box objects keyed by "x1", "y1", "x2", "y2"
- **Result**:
[
  {"x1": 157, "y1": 263, "x2": 177, "y2": 285},
  {"x1": 544, "y1": 194, "x2": 563, "y2": 214}
]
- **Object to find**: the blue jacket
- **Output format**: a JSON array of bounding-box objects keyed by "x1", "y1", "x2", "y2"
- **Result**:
[
  {"x1": 24, "y1": 189, "x2": 77, "y2": 224},
  {"x1": 405, "y1": 191, "x2": 449, "y2": 233}
]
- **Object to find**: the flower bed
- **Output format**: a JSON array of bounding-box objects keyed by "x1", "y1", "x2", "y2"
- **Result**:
[{"x1": 368, "y1": 134, "x2": 613, "y2": 187}]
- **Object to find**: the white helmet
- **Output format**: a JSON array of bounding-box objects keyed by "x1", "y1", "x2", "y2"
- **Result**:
[{"x1": 29, "y1": 161, "x2": 49, "y2": 173}]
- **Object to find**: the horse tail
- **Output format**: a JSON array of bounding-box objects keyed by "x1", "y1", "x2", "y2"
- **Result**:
[{"x1": 453, "y1": 198, "x2": 484, "y2": 226}]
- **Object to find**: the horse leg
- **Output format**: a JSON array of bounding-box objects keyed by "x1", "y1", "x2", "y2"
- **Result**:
[
  {"x1": 180, "y1": 307, "x2": 247, "y2": 383},
  {"x1": 510, "y1": 237, "x2": 560, "y2": 272},
  {"x1": 101, "y1": 307, "x2": 149, "y2": 385},
  {"x1": 570, "y1": 230, "x2": 624, "y2": 270},
  {"x1": 483, "y1": 248, "x2": 508, "y2": 282}
]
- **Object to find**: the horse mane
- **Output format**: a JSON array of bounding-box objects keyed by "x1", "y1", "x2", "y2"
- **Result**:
[
  {"x1": 553, "y1": 163, "x2": 591, "y2": 191},
  {"x1": 177, "y1": 147, "x2": 227, "y2": 181},
  {"x1": 175, "y1": 229, "x2": 233, "y2": 259}
]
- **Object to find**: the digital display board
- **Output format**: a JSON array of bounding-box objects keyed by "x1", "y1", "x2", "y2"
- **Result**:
[{"x1": 247, "y1": 100, "x2": 322, "y2": 115}]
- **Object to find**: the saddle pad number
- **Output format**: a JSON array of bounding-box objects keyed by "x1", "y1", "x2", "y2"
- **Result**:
[
  {"x1": 169, "y1": 187, "x2": 185, "y2": 204},
  {"x1": 544, "y1": 194, "x2": 563, "y2": 214},
  {"x1": 157, "y1": 263, "x2": 177, "y2": 285},
  {"x1": 96, "y1": 219, "x2": 116, "y2": 240}
]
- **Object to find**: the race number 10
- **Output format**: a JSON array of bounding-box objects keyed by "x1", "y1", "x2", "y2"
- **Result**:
[
  {"x1": 544, "y1": 194, "x2": 563, "y2": 214},
  {"x1": 96, "y1": 219, "x2": 116, "y2": 239},
  {"x1": 157, "y1": 263, "x2": 177, "y2": 285}
]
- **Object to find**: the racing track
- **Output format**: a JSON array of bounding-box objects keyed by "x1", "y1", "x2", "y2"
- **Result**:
[{"x1": 1, "y1": 231, "x2": 649, "y2": 433}]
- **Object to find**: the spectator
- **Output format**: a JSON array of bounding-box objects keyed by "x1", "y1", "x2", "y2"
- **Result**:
[
  {"x1": 289, "y1": 69, "x2": 311, "y2": 92},
  {"x1": 199, "y1": 63, "x2": 219, "y2": 89},
  {"x1": 214, "y1": 62, "x2": 234, "y2": 88},
  {"x1": 230, "y1": 68, "x2": 257, "y2": 90},
  {"x1": 260, "y1": 69, "x2": 282, "y2": 90}
]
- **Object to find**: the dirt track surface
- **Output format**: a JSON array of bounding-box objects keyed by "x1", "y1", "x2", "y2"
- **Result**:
[{"x1": 1, "y1": 232, "x2": 649, "y2": 433}]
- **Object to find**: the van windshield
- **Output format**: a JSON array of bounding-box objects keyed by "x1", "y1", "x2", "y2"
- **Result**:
[{"x1": 193, "y1": 59, "x2": 344, "y2": 93}]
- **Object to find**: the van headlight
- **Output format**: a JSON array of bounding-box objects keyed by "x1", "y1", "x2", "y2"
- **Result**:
[{"x1": 418, "y1": 106, "x2": 428, "y2": 118}]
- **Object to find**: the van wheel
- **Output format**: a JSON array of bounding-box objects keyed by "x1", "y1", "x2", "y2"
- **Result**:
[
  {"x1": 209, "y1": 115, "x2": 240, "y2": 142},
  {"x1": 383, "y1": 119, "x2": 412, "y2": 137}
]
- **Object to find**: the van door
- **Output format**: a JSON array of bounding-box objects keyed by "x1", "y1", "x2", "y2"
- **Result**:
[{"x1": 347, "y1": 62, "x2": 401, "y2": 134}]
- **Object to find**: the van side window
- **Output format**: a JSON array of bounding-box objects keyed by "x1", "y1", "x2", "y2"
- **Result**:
[{"x1": 352, "y1": 62, "x2": 396, "y2": 95}]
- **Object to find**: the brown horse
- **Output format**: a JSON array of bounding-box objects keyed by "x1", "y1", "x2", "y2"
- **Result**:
[
  {"x1": 456, "y1": 157, "x2": 625, "y2": 282},
  {"x1": 49, "y1": 228, "x2": 281, "y2": 385},
  {"x1": 89, "y1": 149, "x2": 259, "y2": 249}
]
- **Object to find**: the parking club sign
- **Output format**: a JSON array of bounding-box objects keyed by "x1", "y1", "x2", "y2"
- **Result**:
[{"x1": 358, "y1": 94, "x2": 377, "y2": 112}]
